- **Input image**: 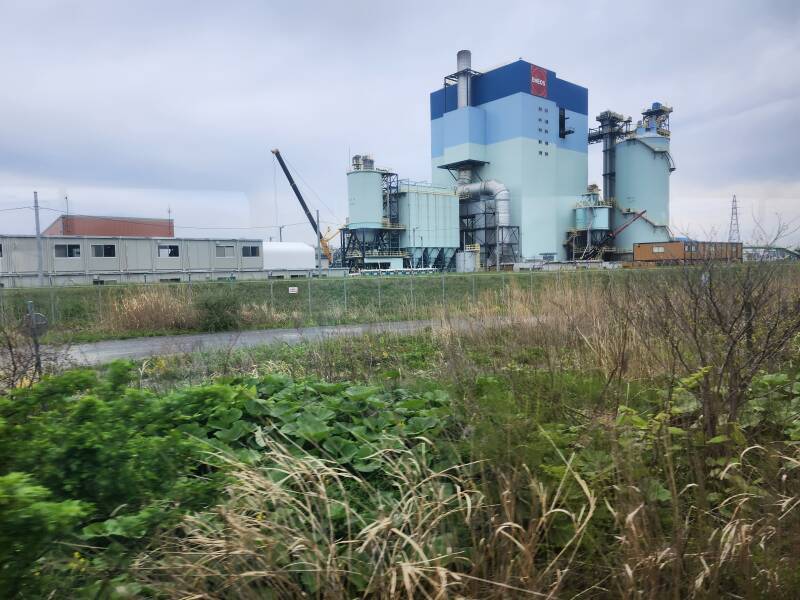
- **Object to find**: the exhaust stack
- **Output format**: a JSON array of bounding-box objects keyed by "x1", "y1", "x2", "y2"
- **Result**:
[{"x1": 456, "y1": 50, "x2": 471, "y2": 109}]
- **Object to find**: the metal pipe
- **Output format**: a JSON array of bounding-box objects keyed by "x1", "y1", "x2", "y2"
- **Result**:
[
  {"x1": 456, "y1": 50, "x2": 471, "y2": 109},
  {"x1": 455, "y1": 180, "x2": 511, "y2": 227}
]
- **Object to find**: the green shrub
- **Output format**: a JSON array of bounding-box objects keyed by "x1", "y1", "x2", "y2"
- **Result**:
[
  {"x1": 194, "y1": 287, "x2": 241, "y2": 331},
  {"x1": 0, "y1": 361, "x2": 453, "y2": 596},
  {"x1": 0, "y1": 472, "x2": 88, "y2": 598}
]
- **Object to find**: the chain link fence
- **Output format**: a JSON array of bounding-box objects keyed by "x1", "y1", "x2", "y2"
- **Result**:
[{"x1": 0, "y1": 271, "x2": 546, "y2": 339}]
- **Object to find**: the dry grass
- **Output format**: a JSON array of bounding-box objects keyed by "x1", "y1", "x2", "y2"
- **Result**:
[
  {"x1": 135, "y1": 439, "x2": 800, "y2": 599},
  {"x1": 100, "y1": 286, "x2": 199, "y2": 333},
  {"x1": 136, "y1": 438, "x2": 597, "y2": 599}
]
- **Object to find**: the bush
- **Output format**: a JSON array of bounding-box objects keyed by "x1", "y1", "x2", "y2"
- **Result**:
[
  {"x1": 0, "y1": 362, "x2": 452, "y2": 596},
  {"x1": 194, "y1": 287, "x2": 242, "y2": 332}
]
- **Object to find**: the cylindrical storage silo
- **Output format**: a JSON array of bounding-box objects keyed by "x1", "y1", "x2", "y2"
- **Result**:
[
  {"x1": 591, "y1": 206, "x2": 611, "y2": 230},
  {"x1": 347, "y1": 170, "x2": 384, "y2": 228},
  {"x1": 575, "y1": 207, "x2": 587, "y2": 230},
  {"x1": 614, "y1": 132, "x2": 671, "y2": 227}
]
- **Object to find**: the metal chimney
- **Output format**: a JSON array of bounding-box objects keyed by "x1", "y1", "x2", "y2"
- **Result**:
[{"x1": 456, "y1": 50, "x2": 471, "y2": 108}]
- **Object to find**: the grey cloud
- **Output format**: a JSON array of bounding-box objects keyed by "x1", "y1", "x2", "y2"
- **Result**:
[{"x1": 1, "y1": 0, "x2": 798, "y2": 245}]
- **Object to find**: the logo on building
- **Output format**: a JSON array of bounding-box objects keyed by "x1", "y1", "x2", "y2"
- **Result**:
[{"x1": 530, "y1": 65, "x2": 547, "y2": 98}]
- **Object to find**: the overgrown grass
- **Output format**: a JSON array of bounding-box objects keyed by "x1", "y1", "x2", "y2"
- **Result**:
[
  {"x1": 0, "y1": 271, "x2": 606, "y2": 343},
  {"x1": 3, "y1": 262, "x2": 800, "y2": 598}
]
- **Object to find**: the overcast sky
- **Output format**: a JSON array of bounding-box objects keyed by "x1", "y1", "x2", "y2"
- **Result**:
[{"x1": 1, "y1": 0, "x2": 799, "y2": 246}]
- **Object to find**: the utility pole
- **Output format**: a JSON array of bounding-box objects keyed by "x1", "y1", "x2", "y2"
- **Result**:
[
  {"x1": 33, "y1": 191, "x2": 44, "y2": 286},
  {"x1": 728, "y1": 194, "x2": 741, "y2": 243},
  {"x1": 278, "y1": 225, "x2": 284, "y2": 242}
]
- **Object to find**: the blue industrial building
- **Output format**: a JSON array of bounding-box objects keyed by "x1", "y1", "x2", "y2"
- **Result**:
[{"x1": 340, "y1": 50, "x2": 674, "y2": 270}]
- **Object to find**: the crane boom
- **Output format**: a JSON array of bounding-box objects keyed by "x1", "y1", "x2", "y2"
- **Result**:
[
  {"x1": 582, "y1": 210, "x2": 647, "y2": 260},
  {"x1": 271, "y1": 148, "x2": 332, "y2": 262}
]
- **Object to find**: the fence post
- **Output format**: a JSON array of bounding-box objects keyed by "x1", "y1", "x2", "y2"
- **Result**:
[
  {"x1": 529, "y1": 269, "x2": 533, "y2": 304},
  {"x1": 502, "y1": 272, "x2": 507, "y2": 312},
  {"x1": 410, "y1": 272, "x2": 415, "y2": 313},
  {"x1": 308, "y1": 276, "x2": 312, "y2": 324},
  {"x1": 269, "y1": 279, "x2": 274, "y2": 315}
]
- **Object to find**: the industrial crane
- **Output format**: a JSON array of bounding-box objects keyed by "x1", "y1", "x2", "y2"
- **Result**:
[
  {"x1": 271, "y1": 148, "x2": 334, "y2": 263},
  {"x1": 581, "y1": 210, "x2": 647, "y2": 260}
]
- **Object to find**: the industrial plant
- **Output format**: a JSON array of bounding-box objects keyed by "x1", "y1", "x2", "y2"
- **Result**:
[
  {"x1": 339, "y1": 50, "x2": 682, "y2": 271},
  {"x1": 2, "y1": 50, "x2": 768, "y2": 288}
]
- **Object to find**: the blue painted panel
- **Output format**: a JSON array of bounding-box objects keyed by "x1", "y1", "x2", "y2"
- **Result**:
[
  {"x1": 548, "y1": 76, "x2": 588, "y2": 116},
  {"x1": 430, "y1": 59, "x2": 588, "y2": 120},
  {"x1": 430, "y1": 86, "x2": 458, "y2": 120},
  {"x1": 442, "y1": 106, "x2": 486, "y2": 148},
  {"x1": 555, "y1": 110, "x2": 588, "y2": 153},
  {"x1": 471, "y1": 60, "x2": 532, "y2": 106},
  {"x1": 431, "y1": 117, "x2": 444, "y2": 157}
]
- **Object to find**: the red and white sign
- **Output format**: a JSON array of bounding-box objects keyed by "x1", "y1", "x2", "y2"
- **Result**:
[{"x1": 530, "y1": 65, "x2": 548, "y2": 98}]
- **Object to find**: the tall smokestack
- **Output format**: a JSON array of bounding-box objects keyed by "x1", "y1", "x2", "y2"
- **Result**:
[{"x1": 457, "y1": 50, "x2": 471, "y2": 109}]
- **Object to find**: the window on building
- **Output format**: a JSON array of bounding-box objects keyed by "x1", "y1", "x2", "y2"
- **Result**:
[
  {"x1": 215, "y1": 245, "x2": 235, "y2": 258},
  {"x1": 55, "y1": 243, "x2": 81, "y2": 258},
  {"x1": 545, "y1": 108, "x2": 548, "y2": 112},
  {"x1": 538, "y1": 107, "x2": 542, "y2": 111},
  {"x1": 159, "y1": 278, "x2": 181, "y2": 283},
  {"x1": 652, "y1": 246, "x2": 665, "y2": 254},
  {"x1": 545, "y1": 129, "x2": 549, "y2": 134},
  {"x1": 545, "y1": 119, "x2": 548, "y2": 124},
  {"x1": 538, "y1": 128, "x2": 542, "y2": 132},
  {"x1": 545, "y1": 141, "x2": 549, "y2": 145},
  {"x1": 92, "y1": 279, "x2": 117, "y2": 285},
  {"x1": 545, "y1": 152, "x2": 549, "y2": 156},
  {"x1": 158, "y1": 244, "x2": 180, "y2": 258},
  {"x1": 0, "y1": 243, "x2": 3, "y2": 257},
  {"x1": 539, "y1": 150, "x2": 543, "y2": 155},
  {"x1": 91, "y1": 244, "x2": 116, "y2": 258},
  {"x1": 242, "y1": 245, "x2": 261, "y2": 257},
  {"x1": 538, "y1": 140, "x2": 542, "y2": 144}
]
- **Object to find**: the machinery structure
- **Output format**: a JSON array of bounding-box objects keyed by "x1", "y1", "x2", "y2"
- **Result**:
[
  {"x1": 271, "y1": 148, "x2": 335, "y2": 265},
  {"x1": 340, "y1": 155, "x2": 459, "y2": 270},
  {"x1": 339, "y1": 50, "x2": 678, "y2": 270}
]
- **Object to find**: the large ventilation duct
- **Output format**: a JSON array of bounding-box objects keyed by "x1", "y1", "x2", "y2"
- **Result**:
[
  {"x1": 456, "y1": 180, "x2": 511, "y2": 227},
  {"x1": 456, "y1": 49, "x2": 471, "y2": 108}
]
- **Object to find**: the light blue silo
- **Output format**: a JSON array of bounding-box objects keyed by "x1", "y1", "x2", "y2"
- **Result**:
[
  {"x1": 613, "y1": 106, "x2": 674, "y2": 251},
  {"x1": 347, "y1": 170, "x2": 384, "y2": 228},
  {"x1": 575, "y1": 206, "x2": 611, "y2": 230}
]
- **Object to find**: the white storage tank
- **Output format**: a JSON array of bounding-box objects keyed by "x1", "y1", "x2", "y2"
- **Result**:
[
  {"x1": 347, "y1": 163, "x2": 384, "y2": 229},
  {"x1": 262, "y1": 242, "x2": 316, "y2": 270}
]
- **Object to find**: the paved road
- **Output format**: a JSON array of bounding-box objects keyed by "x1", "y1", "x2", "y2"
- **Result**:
[{"x1": 66, "y1": 320, "x2": 439, "y2": 365}]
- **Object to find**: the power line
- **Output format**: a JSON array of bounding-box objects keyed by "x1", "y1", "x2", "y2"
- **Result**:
[{"x1": 281, "y1": 154, "x2": 342, "y2": 224}]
